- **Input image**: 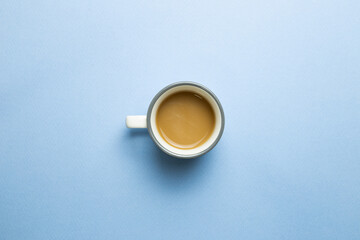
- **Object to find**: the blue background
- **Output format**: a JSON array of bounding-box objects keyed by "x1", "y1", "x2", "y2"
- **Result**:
[{"x1": 1, "y1": 0, "x2": 360, "y2": 239}]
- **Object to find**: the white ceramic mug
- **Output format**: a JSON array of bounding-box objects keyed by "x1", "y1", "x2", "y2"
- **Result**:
[{"x1": 126, "y1": 82, "x2": 225, "y2": 158}]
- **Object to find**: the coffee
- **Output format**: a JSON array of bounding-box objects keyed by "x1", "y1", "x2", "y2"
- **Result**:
[{"x1": 156, "y1": 91, "x2": 215, "y2": 149}]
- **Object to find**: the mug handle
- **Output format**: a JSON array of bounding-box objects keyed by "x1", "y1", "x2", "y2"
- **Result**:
[{"x1": 126, "y1": 115, "x2": 147, "y2": 128}]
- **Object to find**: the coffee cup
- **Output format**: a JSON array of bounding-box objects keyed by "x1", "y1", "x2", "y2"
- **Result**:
[{"x1": 126, "y1": 82, "x2": 225, "y2": 158}]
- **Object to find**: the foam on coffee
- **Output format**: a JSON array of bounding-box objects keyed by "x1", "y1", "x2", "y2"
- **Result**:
[{"x1": 156, "y1": 91, "x2": 215, "y2": 149}]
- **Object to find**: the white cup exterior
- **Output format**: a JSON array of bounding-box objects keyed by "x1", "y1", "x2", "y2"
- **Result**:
[{"x1": 146, "y1": 82, "x2": 225, "y2": 158}]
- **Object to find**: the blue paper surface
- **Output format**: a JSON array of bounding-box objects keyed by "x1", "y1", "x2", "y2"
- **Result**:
[{"x1": 1, "y1": 0, "x2": 359, "y2": 239}]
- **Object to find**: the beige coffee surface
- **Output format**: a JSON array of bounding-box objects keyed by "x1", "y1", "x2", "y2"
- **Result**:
[{"x1": 156, "y1": 91, "x2": 215, "y2": 149}]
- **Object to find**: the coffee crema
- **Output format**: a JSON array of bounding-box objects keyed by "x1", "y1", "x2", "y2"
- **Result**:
[{"x1": 156, "y1": 91, "x2": 215, "y2": 149}]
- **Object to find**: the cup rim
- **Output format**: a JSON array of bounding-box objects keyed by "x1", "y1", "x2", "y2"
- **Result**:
[{"x1": 147, "y1": 81, "x2": 225, "y2": 159}]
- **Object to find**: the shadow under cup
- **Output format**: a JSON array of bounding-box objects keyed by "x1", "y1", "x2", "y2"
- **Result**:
[{"x1": 147, "y1": 82, "x2": 225, "y2": 159}]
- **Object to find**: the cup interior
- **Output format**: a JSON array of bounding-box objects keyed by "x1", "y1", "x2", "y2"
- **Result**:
[{"x1": 147, "y1": 83, "x2": 224, "y2": 158}]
